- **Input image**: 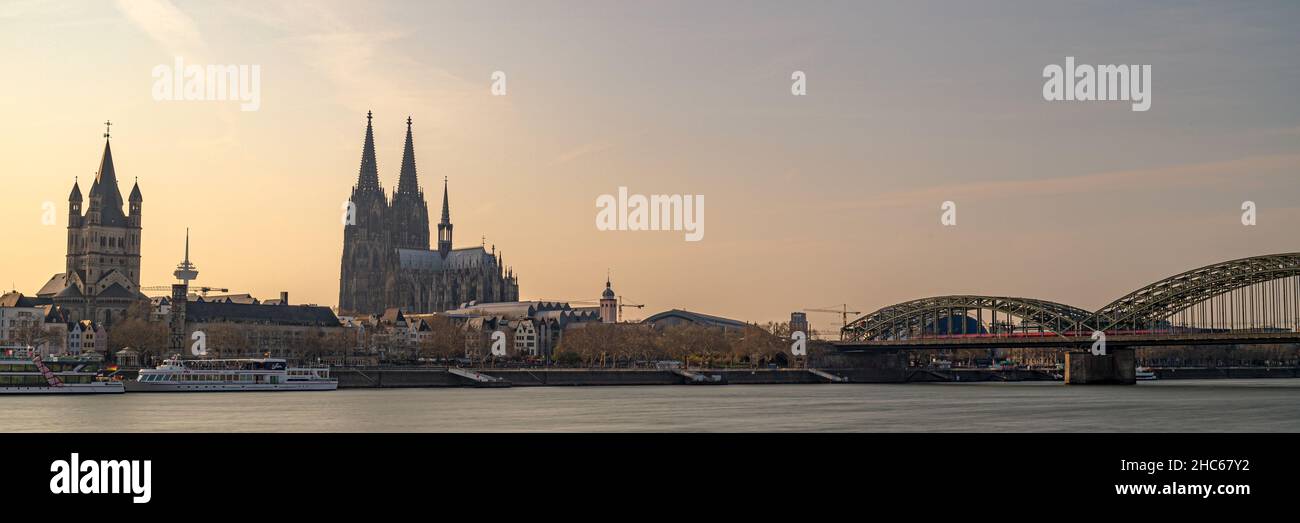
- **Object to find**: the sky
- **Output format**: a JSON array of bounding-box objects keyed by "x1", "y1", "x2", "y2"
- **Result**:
[{"x1": 1, "y1": 0, "x2": 1298, "y2": 334}]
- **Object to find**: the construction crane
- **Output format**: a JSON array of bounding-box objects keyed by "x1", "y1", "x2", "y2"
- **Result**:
[
  {"x1": 805, "y1": 304, "x2": 862, "y2": 338},
  {"x1": 141, "y1": 285, "x2": 230, "y2": 296},
  {"x1": 564, "y1": 297, "x2": 646, "y2": 322}
]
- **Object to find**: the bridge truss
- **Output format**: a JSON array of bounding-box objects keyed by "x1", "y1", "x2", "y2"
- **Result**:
[{"x1": 841, "y1": 253, "x2": 1300, "y2": 343}]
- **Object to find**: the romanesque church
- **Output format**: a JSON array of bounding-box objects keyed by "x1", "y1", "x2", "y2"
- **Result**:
[
  {"x1": 338, "y1": 112, "x2": 518, "y2": 315},
  {"x1": 38, "y1": 130, "x2": 147, "y2": 325}
]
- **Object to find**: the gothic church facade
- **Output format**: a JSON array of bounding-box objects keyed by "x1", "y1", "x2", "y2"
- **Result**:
[{"x1": 338, "y1": 113, "x2": 518, "y2": 315}]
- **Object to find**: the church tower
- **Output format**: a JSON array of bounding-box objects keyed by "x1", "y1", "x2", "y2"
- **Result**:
[
  {"x1": 600, "y1": 274, "x2": 617, "y2": 323},
  {"x1": 339, "y1": 111, "x2": 392, "y2": 315},
  {"x1": 390, "y1": 116, "x2": 430, "y2": 250},
  {"x1": 436, "y1": 177, "x2": 453, "y2": 259},
  {"x1": 56, "y1": 122, "x2": 143, "y2": 326}
]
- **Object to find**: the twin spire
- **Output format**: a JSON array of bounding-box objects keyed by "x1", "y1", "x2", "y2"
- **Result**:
[
  {"x1": 397, "y1": 116, "x2": 420, "y2": 195},
  {"x1": 351, "y1": 111, "x2": 449, "y2": 253},
  {"x1": 353, "y1": 111, "x2": 445, "y2": 209},
  {"x1": 356, "y1": 111, "x2": 382, "y2": 191}
]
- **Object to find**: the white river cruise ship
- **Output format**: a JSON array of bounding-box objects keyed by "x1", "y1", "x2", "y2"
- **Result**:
[
  {"x1": 128, "y1": 356, "x2": 337, "y2": 392},
  {"x1": 0, "y1": 349, "x2": 125, "y2": 394}
]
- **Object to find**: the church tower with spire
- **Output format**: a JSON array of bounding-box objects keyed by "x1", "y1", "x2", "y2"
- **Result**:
[
  {"x1": 389, "y1": 116, "x2": 430, "y2": 250},
  {"x1": 338, "y1": 111, "x2": 392, "y2": 314},
  {"x1": 600, "y1": 274, "x2": 618, "y2": 323},
  {"x1": 53, "y1": 121, "x2": 144, "y2": 326}
]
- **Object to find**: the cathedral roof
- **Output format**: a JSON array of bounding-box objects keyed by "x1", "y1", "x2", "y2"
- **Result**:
[
  {"x1": 69, "y1": 180, "x2": 82, "y2": 202},
  {"x1": 129, "y1": 179, "x2": 143, "y2": 202},
  {"x1": 397, "y1": 246, "x2": 497, "y2": 272}
]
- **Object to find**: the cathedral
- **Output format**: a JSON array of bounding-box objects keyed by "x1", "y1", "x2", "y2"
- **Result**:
[
  {"x1": 38, "y1": 125, "x2": 146, "y2": 325},
  {"x1": 338, "y1": 112, "x2": 519, "y2": 316}
]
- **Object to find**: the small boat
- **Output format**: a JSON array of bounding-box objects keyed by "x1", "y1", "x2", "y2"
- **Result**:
[
  {"x1": 0, "y1": 349, "x2": 125, "y2": 394},
  {"x1": 127, "y1": 356, "x2": 337, "y2": 392},
  {"x1": 1136, "y1": 367, "x2": 1158, "y2": 381}
]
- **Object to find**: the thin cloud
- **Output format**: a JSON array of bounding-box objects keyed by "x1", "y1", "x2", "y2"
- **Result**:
[
  {"x1": 114, "y1": 0, "x2": 206, "y2": 57},
  {"x1": 552, "y1": 141, "x2": 615, "y2": 165},
  {"x1": 836, "y1": 153, "x2": 1300, "y2": 211}
]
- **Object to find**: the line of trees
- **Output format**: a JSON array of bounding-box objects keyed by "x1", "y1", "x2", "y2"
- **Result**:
[{"x1": 553, "y1": 322, "x2": 808, "y2": 368}]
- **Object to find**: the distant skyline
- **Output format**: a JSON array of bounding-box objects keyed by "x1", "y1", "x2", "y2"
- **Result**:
[{"x1": 2, "y1": 1, "x2": 1299, "y2": 333}]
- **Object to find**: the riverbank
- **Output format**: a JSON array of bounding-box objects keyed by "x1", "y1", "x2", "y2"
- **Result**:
[
  {"x1": 330, "y1": 366, "x2": 1300, "y2": 388},
  {"x1": 108, "y1": 366, "x2": 1300, "y2": 388},
  {"x1": 329, "y1": 367, "x2": 896, "y2": 388}
]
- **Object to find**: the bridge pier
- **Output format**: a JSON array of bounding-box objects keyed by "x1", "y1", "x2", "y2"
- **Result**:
[{"x1": 1064, "y1": 348, "x2": 1135, "y2": 385}]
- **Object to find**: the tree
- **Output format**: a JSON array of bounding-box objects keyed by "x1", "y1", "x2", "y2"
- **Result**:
[
  {"x1": 730, "y1": 325, "x2": 785, "y2": 367},
  {"x1": 10, "y1": 319, "x2": 62, "y2": 352},
  {"x1": 418, "y1": 316, "x2": 464, "y2": 362},
  {"x1": 107, "y1": 300, "x2": 167, "y2": 363}
]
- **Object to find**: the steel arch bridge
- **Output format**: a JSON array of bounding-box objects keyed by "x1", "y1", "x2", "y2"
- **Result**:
[
  {"x1": 1089, "y1": 253, "x2": 1300, "y2": 332},
  {"x1": 841, "y1": 296, "x2": 1095, "y2": 342},
  {"x1": 841, "y1": 252, "x2": 1300, "y2": 344}
]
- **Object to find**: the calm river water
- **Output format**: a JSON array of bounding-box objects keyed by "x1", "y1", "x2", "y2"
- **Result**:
[{"x1": 5, "y1": 380, "x2": 1300, "y2": 432}]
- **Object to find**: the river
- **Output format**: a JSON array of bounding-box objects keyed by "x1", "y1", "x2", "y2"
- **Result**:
[{"x1": 5, "y1": 380, "x2": 1300, "y2": 432}]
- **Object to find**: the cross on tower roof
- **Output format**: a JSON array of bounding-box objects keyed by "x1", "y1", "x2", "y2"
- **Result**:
[
  {"x1": 103, "y1": 120, "x2": 112, "y2": 139},
  {"x1": 366, "y1": 110, "x2": 373, "y2": 123}
]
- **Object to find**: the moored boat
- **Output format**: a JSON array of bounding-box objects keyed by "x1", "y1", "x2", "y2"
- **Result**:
[
  {"x1": 0, "y1": 349, "x2": 125, "y2": 394},
  {"x1": 127, "y1": 356, "x2": 337, "y2": 392}
]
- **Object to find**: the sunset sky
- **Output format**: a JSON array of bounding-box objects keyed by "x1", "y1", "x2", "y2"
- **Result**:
[{"x1": 2, "y1": 0, "x2": 1298, "y2": 333}]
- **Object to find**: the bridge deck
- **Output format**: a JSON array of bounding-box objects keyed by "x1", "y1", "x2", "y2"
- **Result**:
[{"x1": 836, "y1": 332, "x2": 1300, "y2": 351}]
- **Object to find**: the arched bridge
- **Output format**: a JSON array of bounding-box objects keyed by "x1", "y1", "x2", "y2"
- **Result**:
[{"x1": 839, "y1": 253, "x2": 1300, "y2": 350}]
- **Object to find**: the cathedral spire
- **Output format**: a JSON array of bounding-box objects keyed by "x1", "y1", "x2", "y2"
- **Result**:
[
  {"x1": 355, "y1": 111, "x2": 381, "y2": 191},
  {"x1": 437, "y1": 176, "x2": 453, "y2": 258},
  {"x1": 396, "y1": 116, "x2": 419, "y2": 195},
  {"x1": 440, "y1": 176, "x2": 450, "y2": 223}
]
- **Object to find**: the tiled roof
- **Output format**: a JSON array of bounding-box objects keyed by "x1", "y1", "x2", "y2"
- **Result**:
[
  {"x1": 184, "y1": 301, "x2": 341, "y2": 327},
  {"x1": 37, "y1": 274, "x2": 67, "y2": 297}
]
